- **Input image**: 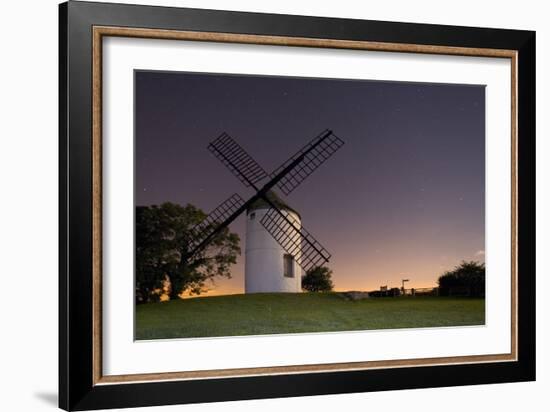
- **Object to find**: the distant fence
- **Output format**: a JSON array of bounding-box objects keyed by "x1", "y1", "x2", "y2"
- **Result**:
[
  {"x1": 368, "y1": 287, "x2": 438, "y2": 297},
  {"x1": 438, "y1": 286, "x2": 485, "y2": 298},
  {"x1": 368, "y1": 287, "x2": 402, "y2": 297},
  {"x1": 404, "y1": 287, "x2": 439, "y2": 297},
  {"x1": 368, "y1": 286, "x2": 484, "y2": 298}
]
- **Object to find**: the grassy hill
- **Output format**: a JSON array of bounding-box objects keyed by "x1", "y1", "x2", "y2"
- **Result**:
[{"x1": 136, "y1": 293, "x2": 485, "y2": 340}]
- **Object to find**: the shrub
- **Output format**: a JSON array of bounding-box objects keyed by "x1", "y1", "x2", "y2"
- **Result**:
[
  {"x1": 438, "y1": 261, "x2": 485, "y2": 297},
  {"x1": 302, "y1": 266, "x2": 334, "y2": 292}
]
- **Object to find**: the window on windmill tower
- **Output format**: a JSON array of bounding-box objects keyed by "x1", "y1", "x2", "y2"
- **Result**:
[
  {"x1": 283, "y1": 254, "x2": 295, "y2": 278},
  {"x1": 250, "y1": 212, "x2": 255, "y2": 220}
]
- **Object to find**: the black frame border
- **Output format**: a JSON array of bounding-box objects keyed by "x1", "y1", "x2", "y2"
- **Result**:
[{"x1": 59, "y1": 1, "x2": 535, "y2": 410}]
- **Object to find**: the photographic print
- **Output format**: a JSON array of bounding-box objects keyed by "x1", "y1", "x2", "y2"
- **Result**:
[
  {"x1": 134, "y1": 70, "x2": 486, "y2": 340},
  {"x1": 60, "y1": 4, "x2": 535, "y2": 408}
]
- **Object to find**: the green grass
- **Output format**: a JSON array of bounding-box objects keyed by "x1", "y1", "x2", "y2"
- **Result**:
[{"x1": 135, "y1": 293, "x2": 485, "y2": 340}]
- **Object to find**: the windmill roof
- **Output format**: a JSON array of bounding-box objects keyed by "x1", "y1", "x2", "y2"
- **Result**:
[{"x1": 247, "y1": 190, "x2": 301, "y2": 219}]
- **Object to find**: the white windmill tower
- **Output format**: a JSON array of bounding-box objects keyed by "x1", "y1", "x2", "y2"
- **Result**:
[
  {"x1": 185, "y1": 130, "x2": 344, "y2": 294},
  {"x1": 245, "y1": 191, "x2": 302, "y2": 293}
]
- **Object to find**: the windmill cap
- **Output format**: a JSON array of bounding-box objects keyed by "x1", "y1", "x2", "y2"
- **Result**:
[{"x1": 246, "y1": 190, "x2": 301, "y2": 219}]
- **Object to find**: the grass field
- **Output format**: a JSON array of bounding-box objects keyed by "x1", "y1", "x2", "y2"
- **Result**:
[{"x1": 135, "y1": 293, "x2": 485, "y2": 340}]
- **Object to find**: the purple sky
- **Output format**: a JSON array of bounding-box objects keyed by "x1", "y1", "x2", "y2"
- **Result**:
[{"x1": 135, "y1": 70, "x2": 485, "y2": 294}]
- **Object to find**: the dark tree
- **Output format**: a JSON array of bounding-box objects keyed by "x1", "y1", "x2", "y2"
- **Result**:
[
  {"x1": 437, "y1": 260, "x2": 485, "y2": 297},
  {"x1": 302, "y1": 266, "x2": 334, "y2": 292},
  {"x1": 136, "y1": 202, "x2": 240, "y2": 303}
]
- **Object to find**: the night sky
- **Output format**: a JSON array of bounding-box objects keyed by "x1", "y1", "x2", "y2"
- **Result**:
[{"x1": 135, "y1": 70, "x2": 485, "y2": 294}]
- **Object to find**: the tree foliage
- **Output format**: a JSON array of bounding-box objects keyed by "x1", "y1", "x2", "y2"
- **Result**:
[
  {"x1": 438, "y1": 260, "x2": 485, "y2": 297},
  {"x1": 302, "y1": 266, "x2": 334, "y2": 292},
  {"x1": 136, "y1": 202, "x2": 240, "y2": 303}
]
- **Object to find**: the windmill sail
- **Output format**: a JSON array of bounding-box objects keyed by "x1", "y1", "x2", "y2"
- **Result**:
[
  {"x1": 187, "y1": 129, "x2": 343, "y2": 260},
  {"x1": 260, "y1": 207, "x2": 331, "y2": 272},
  {"x1": 186, "y1": 193, "x2": 246, "y2": 255},
  {"x1": 208, "y1": 132, "x2": 268, "y2": 188},
  {"x1": 270, "y1": 129, "x2": 345, "y2": 195}
]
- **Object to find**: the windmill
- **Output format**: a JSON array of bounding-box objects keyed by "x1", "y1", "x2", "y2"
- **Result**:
[{"x1": 186, "y1": 129, "x2": 344, "y2": 293}]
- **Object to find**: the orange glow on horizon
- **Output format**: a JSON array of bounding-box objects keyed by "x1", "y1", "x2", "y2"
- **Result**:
[{"x1": 179, "y1": 252, "x2": 484, "y2": 298}]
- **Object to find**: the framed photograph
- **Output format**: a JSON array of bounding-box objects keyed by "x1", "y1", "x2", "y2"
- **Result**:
[{"x1": 59, "y1": 1, "x2": 535, "y2": 410}]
